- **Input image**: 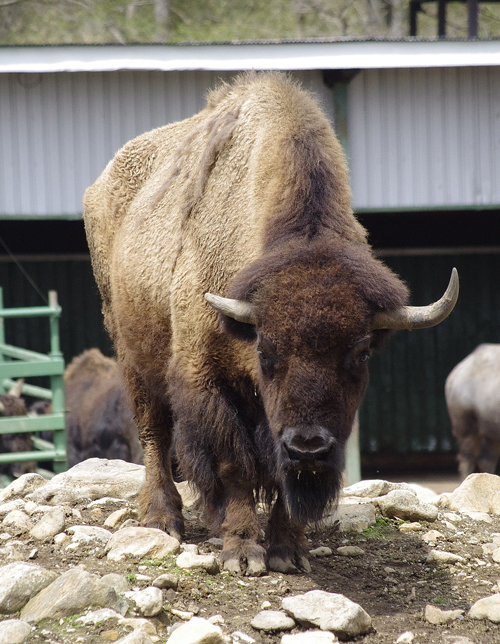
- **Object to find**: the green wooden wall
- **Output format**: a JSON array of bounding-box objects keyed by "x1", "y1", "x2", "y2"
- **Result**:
[{"x1": 360, "y1": 251, "x2": 500, "y2": 455}]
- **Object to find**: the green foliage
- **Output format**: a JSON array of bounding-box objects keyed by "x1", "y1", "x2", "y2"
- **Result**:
[
  {"x1": 360, "y1": 515, "x2": 397, "y2": 540},
  {"x1": 2, "y1": 0, "x2": 500, "y2": 45}
]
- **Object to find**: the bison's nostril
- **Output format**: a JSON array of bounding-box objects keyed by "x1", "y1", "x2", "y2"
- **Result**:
[{"x1": 283, "y1": 428, "x2": 334, "y2": 461}]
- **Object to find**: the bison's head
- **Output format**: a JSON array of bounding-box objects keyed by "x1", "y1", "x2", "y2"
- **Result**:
[{"x1": 206, "y1": 243, "x2": 458, "y2": 524}]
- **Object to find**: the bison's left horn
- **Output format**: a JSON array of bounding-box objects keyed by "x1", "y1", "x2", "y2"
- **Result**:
[
  {"x1": 205, "y1": 293, "x2": 256, "y2": 325},
  {"x1": 372, "y1": 268, "x2": 459, "y2": 331}
]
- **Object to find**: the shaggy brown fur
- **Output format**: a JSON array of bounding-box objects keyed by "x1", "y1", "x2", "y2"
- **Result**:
[
  {"x1": 84, "y1": 72, "x2": 409, "y2": 573},
  {"x1": 64, "y1": 349, "x2": 144, "y2": 467},
  {"x1": 0, "y1": 394, "x2": 34, "y2": 478}
]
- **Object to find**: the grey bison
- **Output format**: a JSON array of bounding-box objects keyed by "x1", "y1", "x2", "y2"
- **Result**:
[
  {"x1": 445, "y1": 343, "x2": 500, "y2": 479},
  {"x1": 84, "y1": 72, "x2": 458, "y2": 574}
]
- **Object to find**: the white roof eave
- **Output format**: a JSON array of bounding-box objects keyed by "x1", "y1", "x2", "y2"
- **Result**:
[{"x1": 2, "y1": 40, "x2": 500, "y2": 74}]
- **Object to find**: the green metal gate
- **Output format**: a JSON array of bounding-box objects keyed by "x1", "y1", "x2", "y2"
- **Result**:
[{"x1": 0, "y1": 287, "x2": 67, "y2": 477}]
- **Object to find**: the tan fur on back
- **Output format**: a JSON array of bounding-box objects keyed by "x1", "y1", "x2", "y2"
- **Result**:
[{"x1": 84, "y1": 72, "x2": 365, "y2": 384}]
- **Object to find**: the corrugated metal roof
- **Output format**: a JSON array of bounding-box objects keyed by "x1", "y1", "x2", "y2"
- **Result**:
[{"x1": 2, "y1": 39, "x2": 500, "y2": 73}]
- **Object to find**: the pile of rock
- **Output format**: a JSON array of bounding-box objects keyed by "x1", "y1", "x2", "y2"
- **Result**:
[{"x1": 0, "y1": 460, "x2": 499, "y2": 643}]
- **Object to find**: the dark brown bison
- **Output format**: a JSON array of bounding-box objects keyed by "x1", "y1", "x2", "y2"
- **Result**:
[
  {"x1": 84, "y1": 72, "x2": 458, "y2": 575},
  {"x1": 445, "y1": 343, "x2": 500, "y2": 480},
  {"x1": 63, "y1": 349, "x2": 143, "y2": 467},
  {"x1": 0, "y1": 381, "x2": 35, "y2": 478}
]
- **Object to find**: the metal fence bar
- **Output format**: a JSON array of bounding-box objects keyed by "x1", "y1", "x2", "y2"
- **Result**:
[
  {"x1": 2, "y1": 379, "x2": 52, "y2": 400},
  {"x1": 0, "y1": 287, "x2": 67, "y2": 475}
]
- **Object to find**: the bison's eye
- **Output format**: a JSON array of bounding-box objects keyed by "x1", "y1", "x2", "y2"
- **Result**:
[
  {"x1": 346, "y1": 337, "x2": 372, "y2": 377},
  {"x1": 257, "y1": 335, "x2": 278, "y2": 376}
]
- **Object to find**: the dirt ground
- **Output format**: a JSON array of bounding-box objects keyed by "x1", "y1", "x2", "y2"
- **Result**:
[{"x1": 12, "y1": 487, "x2": 500, "y2": 644}]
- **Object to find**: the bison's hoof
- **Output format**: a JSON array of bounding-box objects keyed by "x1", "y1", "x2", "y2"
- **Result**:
[
  {"x1": 268, "y1": 554, "x2": 311, "y2": 574},
  {"x1": 268, "y1": 555, "x2": 299, "y2": 574},
  {"x1": 298, "y1": 556, "x2": 312, "y2": 573},
  {"x1": 246, "y1": 553, "x2": 267, "y2": 577},
  {"x1": 223, "y1": 557, "x2": 242, "y2": 575}
]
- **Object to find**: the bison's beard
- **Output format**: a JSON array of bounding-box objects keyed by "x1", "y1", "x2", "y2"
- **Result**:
[{"x1": 278, "y1": 445, "x2": 344, "y2": 525}]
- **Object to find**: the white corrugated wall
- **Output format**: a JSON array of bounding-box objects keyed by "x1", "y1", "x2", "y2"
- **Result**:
[
  {"x1": 0, "y1": 69, "x2": 331, "y2": 218},
  {"x1": 348, "y1": 66, "x2": 500, "y2": 210}
]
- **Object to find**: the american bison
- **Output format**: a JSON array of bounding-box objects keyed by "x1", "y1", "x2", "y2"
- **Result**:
[
  {"x1": 0, "y1": 381, "x2": 35, "y2": 478},
  {"x1": 445, "y1": 343, "x2": 500, "y2": 479},
  {"x1": 63, "y1": 349, "x2": 143, "y2": 467},
  {"x1": 84, "y1": 72, "x2": 459, "y2": 574}
]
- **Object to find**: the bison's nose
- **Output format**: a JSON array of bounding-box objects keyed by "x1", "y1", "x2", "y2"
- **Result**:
[{"x1": 282, "y1": 427, "x2": 334, "y2": 463}]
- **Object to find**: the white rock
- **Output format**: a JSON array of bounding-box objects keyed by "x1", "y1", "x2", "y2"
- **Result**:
[
  {"x1": 447, "y1": 473, "x2": 500, "y2": 514},
  {"x1": 126, "y1": 586, "x2": 163, "y2": 617},
  {"x1": 152, "y1": 573, "x2": 178, "y2": 590},
  {"x1": 175, "y1": 481, "x2": 199, "y2": 509},
  {"x1": 463, "y1": 511, "x2": 493, "y2": 523},
  {"x1": 0, "y1": 619, "x2": 32, "y2": 644},
  {"x1": 66, "y1": 525, "x2": 112, "y2": 550},
  {"x1": 493, "y1": 548, "x2": 500, "y2": 563},
  {"x1": 426, "y1": 550, "x2": 465, "y2": 564},
  {"x1": 309, "y1": 547, "x2": 332, "y2": 557},
  {"x1": 399, "y1": 523, "x2": 424, "y2": 533},
  {"x1": 0, "y1": 500, "x2": 25, "y2": 516},
  {"x1": 0, "y1": 562, "x2": 58, "y2": 613},
  {"x1": 443, "y1": 512, "x2": 463, "y2": 522},
  {"x1": 77, "y1": 608, "x2": 122, "y2": 625},
  {"x1": 101, "y1": 573, "x2": 130, "y2": 594},
  {"x1": 26, "y1": 458, "x2": 146, "y2": 505},
  {"x1": 176, "y1": 551, "x2": 220, "y2": 574},
  {"x1": 250, "y1": 610, "x2": 295, "y2": 632},
  {"x1": 20, "y1": 568, "x2": 128, "y2": 622},
  {"x1": 342, "y1": 479, "x2": 401, "y2": 498},
  {"x1": 3, "y1": 510, "x2": 33, "y2": 533},
  {"x1": 105, "y1": 526, "x2": 180, "y2": 562},
  {"x1": 322, "y1": 503, "x2": 376, "y2": 532},
  {"x1": 282, "y1": 590, "x2": 371, "y2": 638},
  {"x1": 115, "y1": 631, "x2": 154, "y2": 644},
  {"x1": 468, "y1": 593, "x2": 500, "y2": 622},
  {"x1": 182, "y1": 543, "x2": 199, "y2": 554},
  {"x1": 281, "y1": 632, "x2": 339, "y2": 643},
  {"x1": 0, "y1": 474, "x2": 47, "y2": 502},
  {"x1": 441, "y1": 636, "x2": 475, "y2": 644},
  {"x1": 261, "y1": 601, "x2": 272, "y2": 609},
  {"x1": 231, "y1": 632, "x2": 255, "y2": 643},
  {"x1": 53, "y1": 533, "x2": 69, "y2": 545},
  {"x1": 377, "y1": 490, "x2": 438, "y2": 522},
  {"x1": 166, "y1": 616, "x2": 225, "y2": 643},
  {"x1": 120, "y1": 617, "x2": 157, "y2": 636},
  {"x1": 104, "y1": 508, "x2": 137, "y2": 528},
  {"x1": 30, "y1": 509, "x2": 66, "y2": 541},
  {"x1": 207, "y1": 615, "x2": 224, "y2": 626},
  {"x1": 405, "y1": 483, "x2": 439, "y2": 503},
  {"x1": 421, "y1": 530, "x2": 444, "y2": 543},
  {"x1": 395, "y1": 632, "x2": 415, "y2": 643},
  {"x1": 424, "y1": 604, "x2": 464, "y2": 624},
  {"x1": 337, "y1": 546, "x2": 365, "y2": 557}
]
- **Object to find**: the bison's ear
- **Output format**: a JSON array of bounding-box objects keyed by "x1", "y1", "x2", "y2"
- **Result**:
[
  {"x1": 205, "y1": 293, "x2": 257, "y2": 342},
  {"x1": 221, "y1": 315, "x2": 257, "y2": 341}
]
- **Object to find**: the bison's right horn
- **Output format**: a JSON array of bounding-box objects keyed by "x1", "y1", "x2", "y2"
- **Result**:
[
  {"x1": 205, "y1": 293, "x2": 256, "y2": 325},
  {"x1": 8, "y1": 379, "x2": 24, "y2": 398},
  {"x1": 372, "y1": 268, "x2": 459, "y2": 331}
]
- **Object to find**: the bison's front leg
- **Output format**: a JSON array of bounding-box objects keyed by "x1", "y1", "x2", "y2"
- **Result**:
[
  {"x1": 266, "y1": 492, "x2": 311, "y2": 574},
  {"x1": 217, "y1": 462, "x2": 267, "y2": 576},
  {"x1": 124, "y1": 366, "x2": 184, "y2": 540}
]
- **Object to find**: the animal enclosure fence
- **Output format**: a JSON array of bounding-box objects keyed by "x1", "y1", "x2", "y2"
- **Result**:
[{"x1": 0, "y1": 286, "x2": 67, "y2": 478}]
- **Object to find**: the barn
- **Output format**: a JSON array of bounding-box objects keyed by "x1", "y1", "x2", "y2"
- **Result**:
[{"x1": 1, "y1": 39, "x2": 499, "y2": 475}]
